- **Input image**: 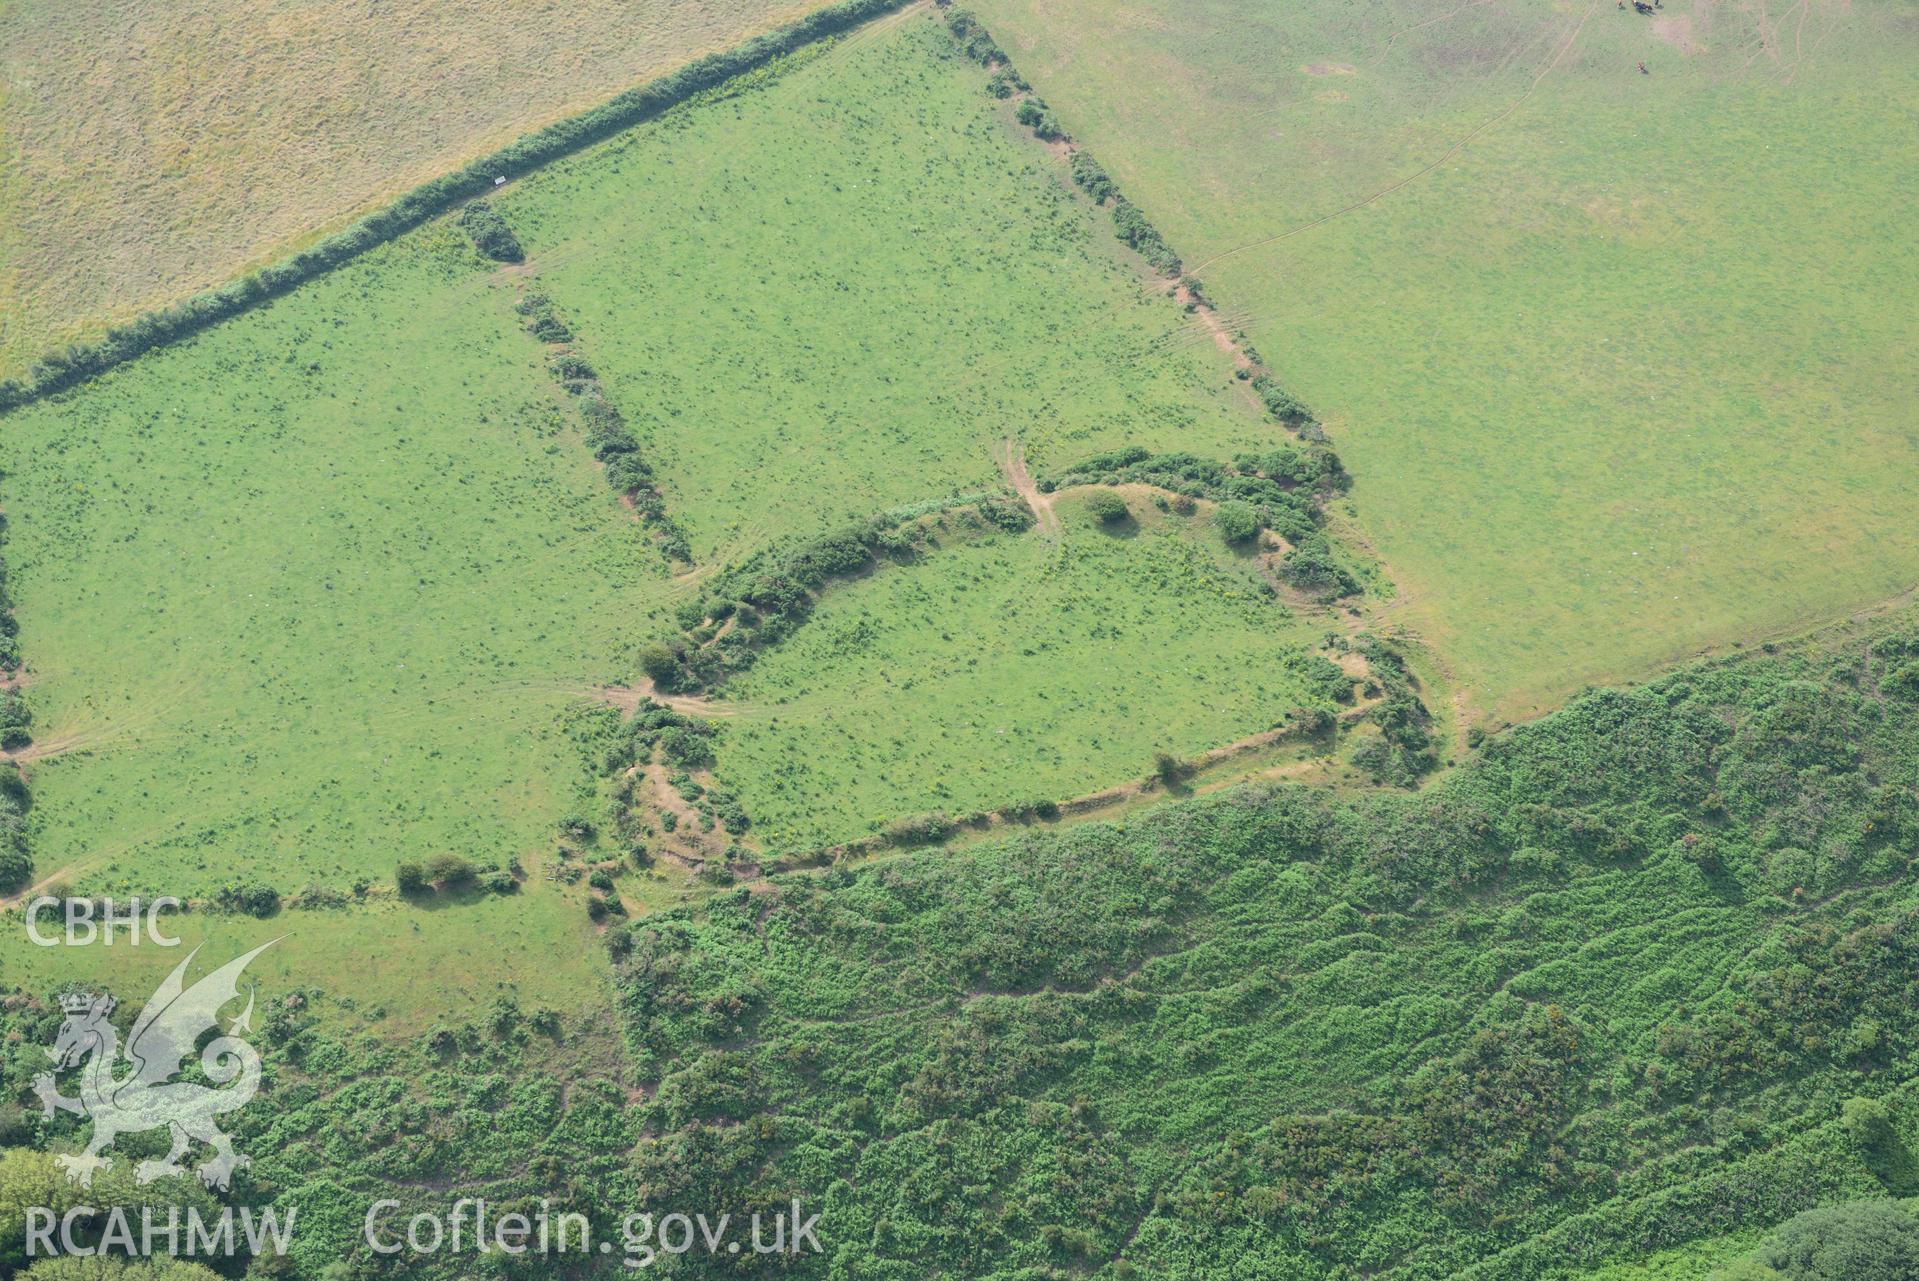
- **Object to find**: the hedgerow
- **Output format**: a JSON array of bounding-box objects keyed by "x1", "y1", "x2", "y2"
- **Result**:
[
  {"x1": 0, "y1": 0, "x2": 917, "y2": 415},
  {"x1": 1042, "y1": 448, "x2": 1361, "y2": 596},
  {"x1": 512, "y1": 288, "x2": 691, "y2": 563},
  {"x1": 645, "y1": 496, "x2": 1031, "y2": 693},
  {"x1": 1111, "y1": 197, "x2": 1182, "y2": 275},
  {"x1": 0, "y1": 515, "x2": 31, "y2": 892}
]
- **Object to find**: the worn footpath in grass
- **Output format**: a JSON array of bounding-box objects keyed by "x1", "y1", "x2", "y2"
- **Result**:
[
  {"x1": 495, "y1": 17, "x2": 1277, "y2": 565},
  {"x1": 713, "y1": 493, "x2": 1339, "y2": 848},
  {"x1": 972, "y1": 0, "x2": 1919, "y2": 721},
  {"x1": 0, "y1": 226, "x2": 670, "y2": 900},
  {"x1": 0, "y1": 0, "x2": 830, "y2": 376}
]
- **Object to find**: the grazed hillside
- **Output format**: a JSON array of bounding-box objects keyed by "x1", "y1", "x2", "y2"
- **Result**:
[{"x1": 970, "y1": 0, "x2": 1919, "y2": 720}]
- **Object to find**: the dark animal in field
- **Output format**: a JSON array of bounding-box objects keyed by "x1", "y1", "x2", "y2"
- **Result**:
[{"x1": 1633, "y1": 1, "x2": 1653, "y2": 14}]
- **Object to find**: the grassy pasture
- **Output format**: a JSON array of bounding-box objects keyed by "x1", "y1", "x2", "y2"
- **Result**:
[
  {"x1": 970, "y1": 0, "x2": 1919, "y2": 721},
  {"x1": 494, "y1": 18, "x2": 1276, "y2": 565},
  {"x1": 0, "y1": 0, "x2": 830, "y2": 378},
  {"x1": 712, "y1": 493, "x2": 1339, "y2": 848},
  {"x1": 0, "y1": 226, "x2": 668, "y2": 900}
]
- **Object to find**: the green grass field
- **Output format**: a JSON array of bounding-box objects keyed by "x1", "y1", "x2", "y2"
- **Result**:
[
  {"x1": 970, "y1": 0, "x2": 1919, "y2": 722},
  {"x1": 713, "y1": 491, "x2": 1339, "y2": 847},
  {"x1": 0, "y1": 225, "x2": 668, "y2": 899},
  {"x1": 494, "y1": 21, "x2": 1276, "y2": 565}
]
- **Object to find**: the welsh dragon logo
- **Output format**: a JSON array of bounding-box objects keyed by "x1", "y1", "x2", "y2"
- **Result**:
[{"x1": 33, "y1": 941, "x2": 276, "y2": 1190}]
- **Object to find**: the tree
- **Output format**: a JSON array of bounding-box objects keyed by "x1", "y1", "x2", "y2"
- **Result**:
[
  {"x1": 426, "y1": 852, "x2": 476, "y2": 887},
  {"x1": 1152, "y1": 751, "x2": 1195, "y2": 788},
  {"x1": 394, "y1": 860, "x2": 427, "y2": 894},
  {"x1": 1085, "y1": 491, "x2": 1129, "y2": 525},
  {"x1": 638, "y1": 642, "x2": 679, "y2": 685},
  {"x1": 1214, "y1": 500, "x2": 1259, "y2": 545},
  {"x1": 1758, "y1": 1200, "x2": 1919, "y2": 1281}
]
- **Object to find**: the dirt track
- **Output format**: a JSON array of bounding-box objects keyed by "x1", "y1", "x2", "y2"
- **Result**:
[{"x1": 997, "y1": 438, "x2": 1059, "y2": 538}]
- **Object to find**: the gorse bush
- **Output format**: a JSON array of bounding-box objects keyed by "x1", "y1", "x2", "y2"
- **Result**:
[
  {"x1": 944, "y1": 9, "x2": 1006, "y2": 65},
  {"x1": 211, "y1": 882, "x2": 280, "y2": 917},
  {"x1": 0, "y1": 689, "x2": 29, "y2": 752},
  {"x1": 1214, "y1": 499, "x2": 1259, "y2": 545},
  {"x1": 1085, "y1": 490, "x2": 1129, "y2": 524},
  {"x1": 1754, "y1": 1200, "x2": 1919, "y2": 1281},
  {"x1": 457, "y1": 200, "x2": 523, "y2": 262}
]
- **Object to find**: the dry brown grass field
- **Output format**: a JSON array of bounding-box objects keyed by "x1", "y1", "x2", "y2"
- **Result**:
[{"x1": 0, "y1": 0, "x2": 822, "y2": 375}]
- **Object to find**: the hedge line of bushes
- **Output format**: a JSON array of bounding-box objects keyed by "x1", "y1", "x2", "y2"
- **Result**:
[
  {"x1": 396, "y1": 852, "x2": 518, "y2": 897},
  {"x1": 641, "y1": 496, "x2": 1030, "y2": 693},
  {"x1": 516, "y1": 292, "x2": 691, "y2": 563},
  {"x1": 0, "y1": 510, "x2": 31, "y2": 891},
  {"x1": 0, "y1": 0, "x2": 915, "y2": 414},
  {"x1": 1345, "y1": 633, "x2": 1439, "y2": 786},
  {"x1": 946, "y1": 9, "x2": 1184, "y2": 277},
  {"x1": 1042, "y1": 447, "x2": 1361, "y2": 597}
]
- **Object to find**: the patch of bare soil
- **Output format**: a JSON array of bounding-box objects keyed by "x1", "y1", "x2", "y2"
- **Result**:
[
  {"x1": 1302, "y1": 62, "x2": 1358, "y2": 75},
  {"x1": 1651, "y1": 13, "x2": 1699, "y2": 51},
  {"x1": 596, "y1": 678, "x2": 736, "y2": 719},
  {"x1": 997, "y1": 438, "x2": 1059, "y2": 539},
  {"x1": 4, "y1": 733, "x2": 89, "y2": 764}
]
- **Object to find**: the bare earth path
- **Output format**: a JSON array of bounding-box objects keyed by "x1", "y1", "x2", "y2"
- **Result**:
[
  {"x1": 997, "y1": 438, "x2": 1059, "y2": 539},
  {"x1": 593, "y1": 678, "x2": 739, "y2": 719}
]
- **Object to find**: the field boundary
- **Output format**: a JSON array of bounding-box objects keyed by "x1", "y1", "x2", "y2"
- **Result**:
[{"x1": 0, "y1": 0, "x2": 919, "y2": 417}]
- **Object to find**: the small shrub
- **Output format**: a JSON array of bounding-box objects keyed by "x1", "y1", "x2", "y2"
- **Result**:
[
  {"x1": 886, "y1": 811, "x2": 957, "y2": 846},
  {"x1": 638, "y1": 642, "x2": 681, "y2": 685},
  {"x1": 213, "y1": 882, "x2": 280, "y2": 917},
  {"x1": 480, "y1": 869, "x2": 519, "y2": 895},
  {"x1": 0, "y1": 845, "x2": 31, "y2": 893},
  {"x1": 1152, "y1": 752, "x2": 1196, "y2": 788},
  {"x1": 395, "y1": 860, "x2": 427, "y2": 894}
]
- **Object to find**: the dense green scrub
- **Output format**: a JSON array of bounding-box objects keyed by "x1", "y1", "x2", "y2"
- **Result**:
[
  {"x1": 968, "y1": 0, "x2": 1919, "y2": 721},
  {"x1": 493, "y1": 19, "x2": 1274, "y2": 566},
  {"x1": 611, "y1": 619, "x2": 1919, "y2": 1278},
  {"x1": 0, "y1": 985, "x2": 637, "y2": 1279}
]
